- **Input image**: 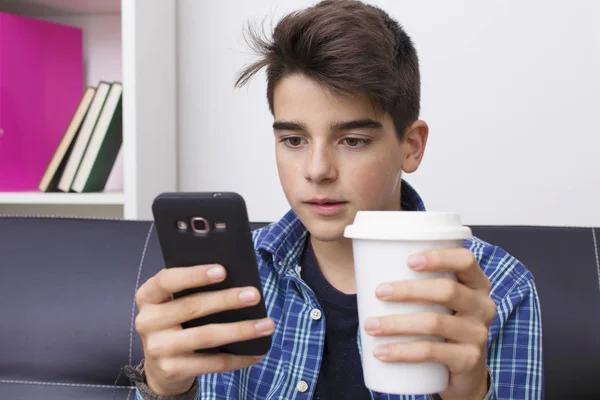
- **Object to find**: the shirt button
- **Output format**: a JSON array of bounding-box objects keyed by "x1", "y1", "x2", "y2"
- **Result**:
[
  {"x1": 310, "y1": 309, "x2": 322, "y2": 320},
  {"x1": 296, "y1": 380, "x2": 309, "y2": 393}
]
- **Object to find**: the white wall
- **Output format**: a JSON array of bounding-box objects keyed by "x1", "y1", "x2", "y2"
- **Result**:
[{"x1": 176, "y1": 0, "x2": 600, "y2": 227}]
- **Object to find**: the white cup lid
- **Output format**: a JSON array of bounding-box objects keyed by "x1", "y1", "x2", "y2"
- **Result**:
[{"x1": 343, "y1": 211, "x2": 472, "y2": 241}]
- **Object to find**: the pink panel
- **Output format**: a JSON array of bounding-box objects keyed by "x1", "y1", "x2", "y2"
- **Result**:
[{"x1": 0, "y1": 12, "x2": 83, "y2": 191}]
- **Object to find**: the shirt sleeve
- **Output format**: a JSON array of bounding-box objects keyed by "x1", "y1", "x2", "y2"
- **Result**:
[
  {"x1": 135, "y1": 385, "x2": 200, "y2": 400},
  {"x1": 486, "y1": 277, "x2": 544, "y2": 399},
  {"x1": 134, "y1": 379, "x2": 200, "y2": 400}
]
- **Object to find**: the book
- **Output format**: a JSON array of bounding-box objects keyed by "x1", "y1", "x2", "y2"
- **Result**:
[
  {"x1": 38, "y1": 86, "x2": 96, "y2": 192},
  {"x1": 57, "y1": 81, "x2": 111, "y2": 192},
  {"x1": 0, "y1": 11, "x2": 83, "y2": 192},
  {"x1": 71, "y1": 82, "x2": 123, "y2": 193}
]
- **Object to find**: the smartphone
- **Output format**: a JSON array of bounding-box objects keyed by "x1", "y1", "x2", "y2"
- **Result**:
[{"x1": 151, "y1": 191, "x2": 271, "y2": 356}]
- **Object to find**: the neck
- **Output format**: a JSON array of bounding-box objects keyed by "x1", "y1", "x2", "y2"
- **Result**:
[{"x1": 309, "y1": 234, "x2": 357, "y2": 294}]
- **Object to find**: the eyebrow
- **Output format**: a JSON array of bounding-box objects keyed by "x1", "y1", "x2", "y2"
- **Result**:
[
  {"x1": 272, "y1": 121, "x2": 306, "y2": 131},
  {"x1": 272, "y1": 118, "x2": 383, "y2": 133},
  {"x1": 331, "y1": 119, "x2": 383, "y2": 131}
]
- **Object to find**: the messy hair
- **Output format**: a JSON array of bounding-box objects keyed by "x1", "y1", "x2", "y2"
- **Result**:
[{"x1": 235, "y1": 0, "x2": 421, "y2": 139}]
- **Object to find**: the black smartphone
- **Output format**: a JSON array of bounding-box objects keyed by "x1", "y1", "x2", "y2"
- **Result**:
[{"x1": 151, "y1": 191, "x2": 271, "y2": 356}]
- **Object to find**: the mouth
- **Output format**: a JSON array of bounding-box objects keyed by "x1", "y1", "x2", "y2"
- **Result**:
[
  {"x1": 304, "y1": 199, "x2": 348, "y2": 216},
  {"x1": 306, "y1": 198, "x2": 345, "y2": 205}
]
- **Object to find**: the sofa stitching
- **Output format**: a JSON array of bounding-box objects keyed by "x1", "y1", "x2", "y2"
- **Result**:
[
  {"x1": 129, "y1": 222, "x2": 155, "y2": 366},
  {"x1": 0, "y1": 379, "x2": 134, "y2": 389},
  {"x1": 593, "y1": 228, "x2": 599, "y2": 292}
]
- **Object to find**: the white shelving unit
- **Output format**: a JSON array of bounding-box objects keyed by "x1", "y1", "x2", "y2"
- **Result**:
[
  {"x1": 0, "y1": 192, "x2": 124, "y2": 205},
  {"x1": 0, "y1": 0, "x2": 177, "y2": 220}
]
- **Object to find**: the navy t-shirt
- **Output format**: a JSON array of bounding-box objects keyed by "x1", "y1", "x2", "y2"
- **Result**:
[{"x1": 300, "y1": 239, "x2": 371, "y2": 400}]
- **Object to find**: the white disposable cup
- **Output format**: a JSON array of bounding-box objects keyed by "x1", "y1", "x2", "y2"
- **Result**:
[{"x1": 344, "y1": 211, "x2": 472, "y2": 395}]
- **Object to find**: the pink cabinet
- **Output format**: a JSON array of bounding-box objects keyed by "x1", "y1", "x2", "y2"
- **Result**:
[{"x1": 0, "y1": 12, "x2": 83, "y2": 191}]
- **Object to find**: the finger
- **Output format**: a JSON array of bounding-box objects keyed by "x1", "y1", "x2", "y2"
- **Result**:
[
  {"x1": 376, "y1": 278, "x2": 483, "y2": 317},
  {"x1": 136, "y1": 264, "x2": 226, "y2": 307},
  {"x1": 136, "y1": 285, "x2": 263, "y2": 333},
  {"x1": 407, "y1": 248, "x2": 490, "y2": 292},
  {"x1": 376, "y1": 278, "x2": 496, "y2": 321},
  {"x1": 364, "y1": 312, "x2": 488, "y2": 345},
  {"x1": 148, "y1": 318, "x2": 275, "y2": 356},
  {"x1": 373, "y1": 341, "x2": 485, "y2": 375},
  {"x1": 152, "y1": 353, "x2": 265, "y2": 381}
]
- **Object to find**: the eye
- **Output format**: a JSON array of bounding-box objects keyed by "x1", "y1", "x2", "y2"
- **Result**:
[
  {"x1": 282, "y1": 137, "x2": 306, "y2": 148},
  {"x1": 342, "y1": 137, "x2": 371, "y2": 148}
]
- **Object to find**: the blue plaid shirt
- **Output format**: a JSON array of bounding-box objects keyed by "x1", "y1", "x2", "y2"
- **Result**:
[{"x1": 138, "y1": 181, "x2": 543, "y2": 400}]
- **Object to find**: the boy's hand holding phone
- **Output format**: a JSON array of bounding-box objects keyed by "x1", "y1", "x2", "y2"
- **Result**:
[
  {"x1": 134, "y1": 263, "x2": 275, "y2": 396},
  {"x1": 138, "y1": 192, "x2": 274, "y2": 395}
]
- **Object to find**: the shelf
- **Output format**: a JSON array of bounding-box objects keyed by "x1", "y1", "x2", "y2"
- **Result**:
[
  {"x1": 0, "y1": 192, "x2": 124, "y2": 205},
  {"x1": 0, "y1": 0, "x2": 120, "y2": 16},
  {"x1": 0, "y1": 1, "x2": 177, "y2": 220}
]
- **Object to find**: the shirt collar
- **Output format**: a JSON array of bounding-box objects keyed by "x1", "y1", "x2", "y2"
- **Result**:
[{"x1": 255, "y1": 179, "x2": 426, "y2": 276}]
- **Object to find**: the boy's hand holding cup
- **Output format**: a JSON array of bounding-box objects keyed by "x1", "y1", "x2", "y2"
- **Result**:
[{"x1": 344, "y1": 211, "x2": 496, "y2": 399}]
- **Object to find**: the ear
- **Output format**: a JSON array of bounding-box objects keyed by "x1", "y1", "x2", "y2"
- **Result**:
[{"x1": 401, "y1": 120, "x2": 429, "y2": 174}]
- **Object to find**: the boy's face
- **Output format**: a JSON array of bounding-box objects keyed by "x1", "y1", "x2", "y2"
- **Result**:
[{"x1": 272, "y1": 74, "x2": 426, "y2": 242}]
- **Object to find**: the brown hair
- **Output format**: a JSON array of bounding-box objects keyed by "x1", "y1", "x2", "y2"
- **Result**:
[{"x1": 235, "y1": 0, "x2": 421, "y2": 139}]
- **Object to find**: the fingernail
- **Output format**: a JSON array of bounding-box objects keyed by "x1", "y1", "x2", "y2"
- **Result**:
[
  {"x1": 376, "y1": 284, "x2": 393, "y2": 298},
  {"x1": 252, "y1": 356, "x2": 265, "y2": 362},
  {"x1": 407, "y1": 254, "x2": 427, "y2": 270},
  {"x1": 254, "y1": 319, "x2": 274, "y2": 333},
  {"x1": 364, "y1": 317, "x2": 380, "y2": 332},
  {"x1": 373, "y1": 346, "x2": 388, "y2": 359},
  {"x1": 239, "y1": 289, "x2": 257, "y2": 303},
  {"x1": 207, "y1": 266, "x2": 225, "y2": 280}
]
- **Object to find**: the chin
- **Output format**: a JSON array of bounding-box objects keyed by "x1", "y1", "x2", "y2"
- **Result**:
[
  {"x1": 309, "y1": 227, "x2": 345, "y2": 242},
  {"x1": 296, "y1": 210, "x2": 353, "y2": 242}
]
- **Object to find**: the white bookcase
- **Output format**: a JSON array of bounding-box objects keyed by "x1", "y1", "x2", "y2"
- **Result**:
[{"x1": 0, "y1": 0, "x2": 177, "y2": 220}]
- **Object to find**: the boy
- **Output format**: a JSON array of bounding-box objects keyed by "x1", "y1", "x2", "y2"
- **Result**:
[{"x1": 128, "y1": 1, "x2": 543, "y2": 399}]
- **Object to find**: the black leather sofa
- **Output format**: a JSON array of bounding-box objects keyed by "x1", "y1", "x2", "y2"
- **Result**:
[{"x1": 0, "y1": 216, "x2": 598, "y2": 399}]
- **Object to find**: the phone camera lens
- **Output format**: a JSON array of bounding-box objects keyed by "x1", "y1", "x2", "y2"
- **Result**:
[{"x1": 191, "y1": 217, "x2": 210, "y2": 233}]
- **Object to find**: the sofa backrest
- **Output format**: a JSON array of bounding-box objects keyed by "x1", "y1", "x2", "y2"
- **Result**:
[
  {"x1": 469, "y1": 225, "x2": 600, "y2": 399},
  {"x1": 1, "y1": 217, "x2": 598, "y2": 399},
  {"x1": 0, "y1": 216, "x2": 164, "y2": 399}
]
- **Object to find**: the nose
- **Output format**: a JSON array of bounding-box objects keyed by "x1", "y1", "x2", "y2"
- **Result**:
[{"x1": 304, "y1": 143, "x2": 337, "y2": 183}]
